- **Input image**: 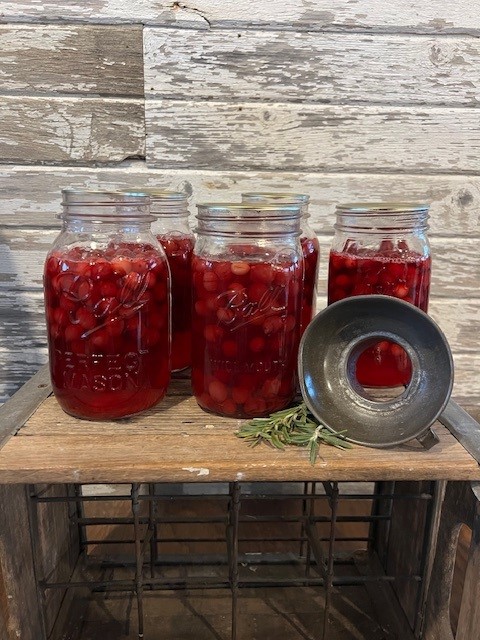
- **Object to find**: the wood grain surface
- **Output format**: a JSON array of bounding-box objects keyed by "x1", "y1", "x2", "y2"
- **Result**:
[
  {"x1": 0, "y1": 97, "x2": 145, "y2": 164},
  {"x1": 145, "y1": 101, "x2": 480, "y2": 173},
  {"x1": 0, "y1": 25, "x2": 143, "y2": 97},
  {"x1": 1, "y1": 1, "x2": 479, "y2": 33},
  {"x1": 145, "y1": 28, "x2": 480, "y2": 107},
  {"x1": 0, "y1": 165, "x2": 478, "y2": 235},
  {"x1": 1, "y1": 226, "x2": 478, "y2": 299},
  {"x1": 0, "y1": 385, "x2": 478, "y2": 484},
  {"x1": 0, "y1": 485, "x2": 43, "y2": 639}
]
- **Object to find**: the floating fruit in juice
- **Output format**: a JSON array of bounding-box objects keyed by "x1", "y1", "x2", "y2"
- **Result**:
[
  {"x1": 191, "y1": 251, "x2": 303, "y2": 418},
  {"x1": 44, "y1": 243, "x2": 171, "y2": 419},
  {"x1": 328, "y1": 247, "x2": 431, "y2": 387},
  {"x1": 156, "y1": 234, "x2": 194, "y2": 371},
  {"x1": 300, "y1": 235, "x2": 320, "y2": 335}
]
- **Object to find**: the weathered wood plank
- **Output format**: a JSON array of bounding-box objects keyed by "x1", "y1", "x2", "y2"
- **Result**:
[
  {"x1": 30, "y1": 484, "x2": 79, "y2": 638},
  {"x1": 0, "y1": 165, "x2": 478, "y2": 236},
  {"x1": 0, "y1": 365, "x2": 50, "y2": 450},
  {"x1": 1, "y1": 353, "x2": 478, "y2": 413},
  {"x1": 0, "y1": 484, "x2": 44, "y2": 639},
  {"x1": 0, "y1": 25, "x2": 143, "y2": 97},
  {"x1": 1, "y1": 348, "x2": 478, "y2": 409},
  {"x1": 384, "y1": 481, "x2": 432, "y2": 627},
  {"x1": 145, "y1": 101, "x2": 480, "y2": 173},
  {"x1": 145, "y1": 29, "x2": 480, "y2": 107},
  {"x1": 423, "y1": 481, "x2": 480, "y2": 640},
  {"x1": 0, "y1": 388, "x2": 479, "y2": 484},
  {"x1": 450, "y1": 355, "x2": 480, "y2": 408},
  {"x1": 456, "y1": 495, "x2": 480, "y2": 639},
  {"x1": 0, "y1": 97, "x2": 145, "y2": 164},
  {"x1": 0, "y1": 227, "x2": 478, "y2": 299},
  {"x1": 1, "y1": 1, "x2": 479, "y2": 33},
  {"x1": 0, "y1": 351, "x2": 48, "y2": 405},
  {"x1": 0, "y1": 284, "x2": 477, "y2": 402}
]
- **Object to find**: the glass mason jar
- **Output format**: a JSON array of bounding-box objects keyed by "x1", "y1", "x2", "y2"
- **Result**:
[
  {"x1": 328, "y1": 202, "x2": 431, "y2": 388},
  {"x1": 192, "y1": 203, "x2": 304, "y2": 418},
  {"x1": 242, "y1": 192, "x2": 320, "y2": 335},
  {"x1": 43, "y1": 190, "x2": 171, "y2": 420},
  {"x1": 147, "y1": 190, "x2": 195, "y2": 371}
]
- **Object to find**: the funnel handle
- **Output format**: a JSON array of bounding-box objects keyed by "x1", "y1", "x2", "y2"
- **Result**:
[
  {"x1": 439, "y1": 400, "x2": 480, "y2": 464},
  {"x1": 417, "y1": 428, "x2": 440, "y2": 450}
]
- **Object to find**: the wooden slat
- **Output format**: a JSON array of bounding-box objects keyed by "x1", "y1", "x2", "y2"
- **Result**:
[
  {"x1": 355, "y1": 551, "x2": 415, "y2": 639},
  {"x1": 145, "y1": 101, "x2": 480, "y2": 173},
  {"x1": 450, "y1": 356, "x2": 480, "y2": 408},
  {"x1": 0, "y1": 290, "x2": 478, "y2": 403},
  {"x1": 30, "y1": 484, "x2": 79, "y2": 638},
  {"x1": 1, "y1": 335, "x2": 477, "y2": 407},
  {"x1": 0, "y1": 165, "x2": 478, "y2": 236},
  {"x1": 0, "y1": 485, "x2": 43, "y2": 639},
  {"x1": 0, "y1": 288, "x2": 478, "y2": 357},
  {"x1": 0, "y1": 97, "x2": 144, "y2": 164},
  {"x1": 1, "y1": 228, "x2": 478, "y2": 298},
  {"x1": 0, "y1": 1, "x2": 479, "y2": 33},
  {"x1": 384, "y1": 481, "x2": 432, "y2": 627},
  {"x1": 145, "y1": 29, "x2": 480, "y2": 107},
  {"x1": 456, "y1": 504, "x2": 480, "y2": 639},
  {"x1": 0, "y1": 25, "x2": 143, "y2": 97},
  {"x1": 0, "y1": 389, "x2": 478, "y2": 484},
  {"x1": 428, "y1": 300, "x2": 480, "y2": 353},
  {"x1": 0, "y1": 162, "x2": 480, "y2": 236},
  {"x1": 0, "y1": 365, "x2": 50, "y2": 450},
  {"x1": 423, "y1": 481, "x2": 480, "y2": 639}
]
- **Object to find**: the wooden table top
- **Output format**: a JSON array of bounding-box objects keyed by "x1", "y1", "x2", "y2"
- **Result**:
[{"x1": 0, "y1": 367, "x2": 479, "y2": 484}]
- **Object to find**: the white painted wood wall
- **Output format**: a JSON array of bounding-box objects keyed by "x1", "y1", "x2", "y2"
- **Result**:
[{"x1": 0, "y1": 2, "x2": 478, "y2": 410}]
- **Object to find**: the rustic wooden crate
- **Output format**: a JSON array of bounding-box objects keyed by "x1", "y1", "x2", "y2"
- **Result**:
[{"x1": 0, "y1": 367, "x2": 479, "y2": 640}]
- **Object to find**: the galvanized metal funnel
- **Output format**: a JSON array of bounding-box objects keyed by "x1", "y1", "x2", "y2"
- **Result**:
[{"x1": 298, "y1": 295, "x2": 456, "y2": 448}]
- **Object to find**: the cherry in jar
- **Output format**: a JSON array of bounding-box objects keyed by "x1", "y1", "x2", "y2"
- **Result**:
[{"x1": 43, "y1": 190, "x2": 171, "y2": 420}]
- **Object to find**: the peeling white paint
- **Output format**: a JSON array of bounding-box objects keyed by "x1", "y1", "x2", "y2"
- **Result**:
[
  {"x1": 146, "y1": 101, "x2": 480, "y2": 174},
  {"x1": 144, "y1": 28, "x2": 480, "y2": 107},
  {"x1": 182, "y1": 466, "x2": 210, "y2": 476},
  {"x1": 1, "y1": 2, "x2": 479, "y2": 34}
]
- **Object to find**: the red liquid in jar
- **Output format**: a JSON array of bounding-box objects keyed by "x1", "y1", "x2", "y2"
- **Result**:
[
  {"x1": 157, "y1": 234, "x2": 194, "y2": 371},
  {"x1": 44, "y1": 244, "x2": 171, "y2": 419},
  {"x1": 191, "y1": 251, "x2": 303, "y2": 418},
  {"x1": 300, "y1": 235, "x2": 320, "y2": 335},
  {"x1": 328, "y1": 247, "x2": 431, "y2": 387}
]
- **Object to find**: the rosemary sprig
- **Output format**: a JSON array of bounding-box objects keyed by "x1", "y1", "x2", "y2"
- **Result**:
[{"x1": 236, "y1": 402, "x2": 352, "y2": 465}]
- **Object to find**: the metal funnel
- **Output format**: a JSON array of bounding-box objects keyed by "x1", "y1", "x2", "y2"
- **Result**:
[{"x1": 298, "y1": 295, "x2": 480, "y2": 455}]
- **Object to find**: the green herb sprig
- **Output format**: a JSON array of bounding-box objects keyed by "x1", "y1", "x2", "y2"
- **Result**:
[{"x1": 236, "y1": 402, "x2": 352, "y2": 465}]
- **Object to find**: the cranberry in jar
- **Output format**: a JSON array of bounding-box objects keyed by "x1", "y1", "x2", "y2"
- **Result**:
[
  {"x1": 242, "y1": 192, "x2": 320, "y2": 336},
  {"x1": 147, "y1": 190, "x2": 194, "y2": 371},
  {"x1": 192, "y1": 203, "x2": 304, "y2": 418},
  {"x1": 328, "y1": 202, "x2": 431, "y2": 388},
  {"x1": 43, "y1": 190, "x2": 171, "y2": 420}
]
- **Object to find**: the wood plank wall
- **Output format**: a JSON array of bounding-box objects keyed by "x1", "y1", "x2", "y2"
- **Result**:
[{"x1": 0, "y1": 2, "x2": 478, "y2": 408}]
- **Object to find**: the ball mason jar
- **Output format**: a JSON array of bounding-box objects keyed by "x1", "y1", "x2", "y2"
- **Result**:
[
  {"x1": 242, "y1": 192, "x2": 320, "y2": 335},
  {"x1": 43, "y1": 190, "x2": 171, "y2": 420},
  {"x1": 147, "y1": 190, "x2": 194, "y2": 371},
  {"x1": 328, "y1": 202, "x2": 431, "y2": 388},
  {"x1": 192, "y1": 203, "x2": 304, "y2": 418}
]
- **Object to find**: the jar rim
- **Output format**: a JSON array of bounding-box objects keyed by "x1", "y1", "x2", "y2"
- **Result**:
[
  {"x1": 197, "y1": 202, "x2": 302, "y2": 216},
  {"x1": 241, "y1": 192, "x2": 310, "y2": 204},
  {"x1": 336, "y1": 202, "x2": 430, "y2": 214},
  {"x1": 60, "y1": 189, "x2": 155, "y2": 221},
  {"x1": 141, "y1": 189, "x2": 188, "y2": 202},
  {"x1": 62, "y1": 188, "x2": 151, "y2": 206}
]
